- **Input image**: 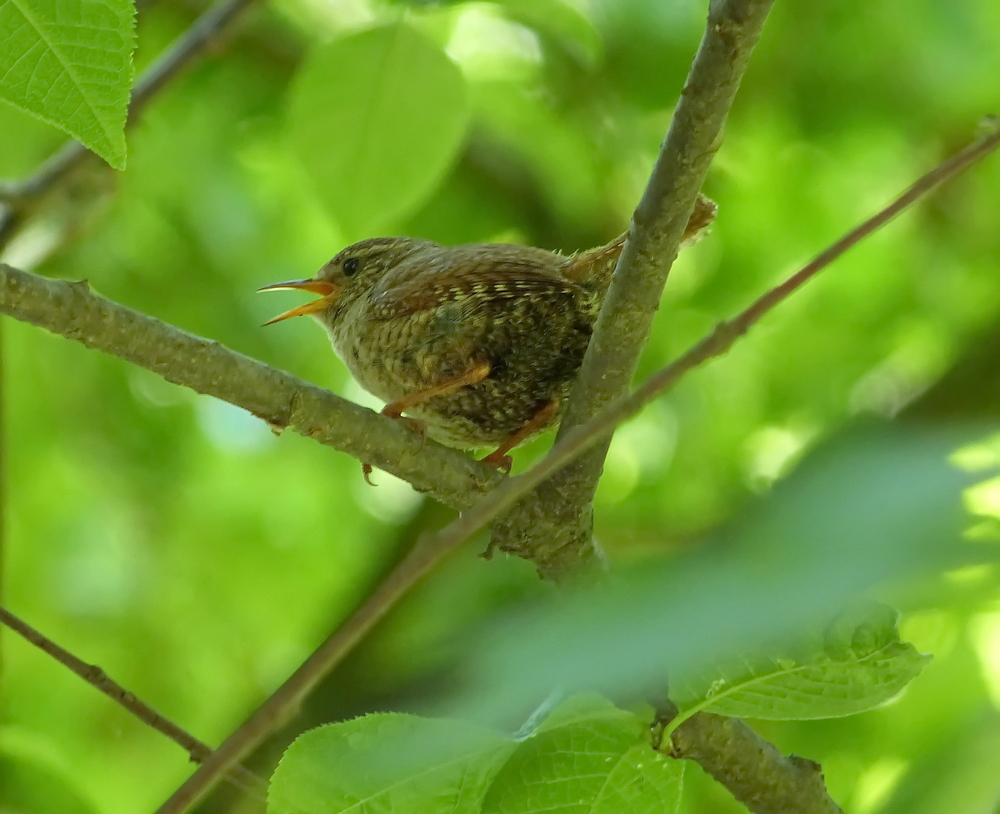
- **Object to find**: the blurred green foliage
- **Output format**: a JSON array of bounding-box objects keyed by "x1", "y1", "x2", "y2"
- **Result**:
[
  {"x1": 2, "y1": 0, "x2": 1000, "y2": 812},
  {"x1": 0, "y1": 0, "x2": 135, "y2": 168}
]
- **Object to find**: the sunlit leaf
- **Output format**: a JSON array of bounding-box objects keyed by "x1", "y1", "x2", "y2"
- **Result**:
[
  {"x1": 287, "y1": 22, "x2": 469, "y2": 239},
  {"x1": 498, "y1": 0, "x2": 602, "y2": 66},
  {"x1": 0, "y1": 750, "x2": 97, "y2": 814},
  {"x1": 482, "y1": 694, "x2": 683, "y2": 814},
  {"x1": 267, "y1": 713, "x2": 515, "y2": 814},
  {"x1": 443, "y1": 426, "x2": 972, "y2": 726},
  {"x1": 672, "y1": 605, "x2": 930, "y2": 721},
  {"x1": 0, "y1": 0, "x2": 135, "y2": 169}
]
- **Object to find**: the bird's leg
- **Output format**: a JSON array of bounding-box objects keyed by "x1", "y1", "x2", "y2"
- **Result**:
[
  {"x1": 381, "y1": 360, "x2": 491, "y2": 419},
  {"x1": 481, "y1": 399, "x2": 560, "y2": 474},
  {"x1": 363, "y1": 361, "x2": 492, "y2": 486}
]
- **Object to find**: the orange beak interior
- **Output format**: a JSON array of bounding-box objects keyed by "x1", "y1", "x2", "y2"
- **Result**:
[{"x1": 258, "y1": 278, "x2": 339, "y2": 325}]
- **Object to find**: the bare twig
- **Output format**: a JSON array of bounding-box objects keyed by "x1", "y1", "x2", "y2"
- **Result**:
[
  {"x1": 0, "y1": 265, "x2": 501, "y2": 507},
  {"x1": 0, "y1": 606, "x2": 264, "y2": 796},
  {"x1": 0, "y1": 0, "x2": 264, "y2": 685},
  {"x1": 488, "y1": 0, "x2": 777, "y2": 578},
  {"x1": 0, "y1": 0, "x2": 261, "y2": 250},
  {"x1": 150, "y1": 118, "x2": 1000, "y2": 814}
]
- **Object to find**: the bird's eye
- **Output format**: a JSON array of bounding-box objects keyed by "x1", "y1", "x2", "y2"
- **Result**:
[{"x1": 342, "y1": 257, "x2": 360, "y2": 277}]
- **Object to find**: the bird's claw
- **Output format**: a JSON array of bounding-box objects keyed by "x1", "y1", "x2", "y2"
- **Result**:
[{"x1": 480, "y1": 450, "x2": 513, "y2": 474}]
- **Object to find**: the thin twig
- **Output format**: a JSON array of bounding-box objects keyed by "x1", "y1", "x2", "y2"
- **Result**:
[
  {"x1": 0, "y1": 606, "x2": 264, "y2": 797},
  {"x1": 153, "y1": 533, "x2": 455, "y2": 813},
  {"x1": 0, "y1": 0, "x2": 261, "y2": 250},
  {"x1": 0, "y1": 0, "x2": 263, "y2": 755},
  {"x1": 488, "y1": 0, "x2": 777, "y2": 578},
  {"x1": 151, "y1": 120, "x2": 1000, "y2": 814},
  {"x1": 0, "y1": 265, "x2": 501, "y2": 507}
]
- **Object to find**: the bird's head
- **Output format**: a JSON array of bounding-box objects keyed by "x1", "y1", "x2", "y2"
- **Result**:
[{"x1": 259, "y1": 236, "x2": 429, "y2": 327}]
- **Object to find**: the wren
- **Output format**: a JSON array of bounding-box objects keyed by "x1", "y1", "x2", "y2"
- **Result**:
[{"x1": 261, "y1": 195, "x2": 716, "y2": 472}]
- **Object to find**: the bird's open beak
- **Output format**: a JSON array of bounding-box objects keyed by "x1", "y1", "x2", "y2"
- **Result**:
[{"x1": 258, "y1": 278, "x2": 339, "y2": 326}]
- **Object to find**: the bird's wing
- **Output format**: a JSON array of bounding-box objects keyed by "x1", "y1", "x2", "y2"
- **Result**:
[{"x1": 368, "y1": 260, "x2": 581, "y2": 321}]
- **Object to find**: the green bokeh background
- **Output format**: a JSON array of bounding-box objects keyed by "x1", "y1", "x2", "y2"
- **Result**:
[{"x1": 2, "y1": 0, "x2": 1000, "y2": 812}]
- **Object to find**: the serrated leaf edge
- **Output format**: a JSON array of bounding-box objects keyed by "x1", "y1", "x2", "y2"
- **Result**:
[
  {"x1": 663, "y1": 642, "x2": 929, "y2": 738},
  {"x1": 2, "y1": 0, "x2": 131, "y2": 166},
  {"x1": 268, "y1": 714, "x2": 515, "y2": 814}
]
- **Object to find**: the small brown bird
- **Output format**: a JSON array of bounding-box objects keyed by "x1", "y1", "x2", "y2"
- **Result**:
[{"x1": 261, "y1": 196, "x2": 716, "y2": 472}]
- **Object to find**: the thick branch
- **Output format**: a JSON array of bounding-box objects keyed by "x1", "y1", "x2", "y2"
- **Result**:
[
  {"x1": 0, "y1": 606, "x2": 263, "y2": 796},
  {"x1": 151, "y1": 120, "x2": 1000, "y2": 812},
  {"x1": 0, "y1": 265, "x2": 501, "y2": 507},
  {"x1": 671, "y1": 713, "x2": 843, "y2": 814},
  {"x1": 489, "y1": 0, "x2": 776, "y2": 578}
]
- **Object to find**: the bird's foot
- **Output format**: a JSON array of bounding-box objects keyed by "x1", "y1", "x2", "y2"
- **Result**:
[
  {"x1": 480, "y1": 449, "x2": 513, "y2": 474},
  {"x1": 396, "y1": 415, "x2": 428, "y2": 440},
  {"x1": 362, "y1": 412, "x2": 429, "y2": 487},
  {"x1": 381, "y1": 405, "x2": 428, "y2": 446}
]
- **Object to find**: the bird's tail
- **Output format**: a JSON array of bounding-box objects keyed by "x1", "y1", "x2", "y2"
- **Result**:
[{"x1": 566, "y1": 194, "x2": 718, "y2": 293}]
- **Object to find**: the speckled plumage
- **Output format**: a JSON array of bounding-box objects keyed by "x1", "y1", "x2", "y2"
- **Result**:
[
  {"x1": 263, "y1": 195, "x2": 716, "y2": 459},
  {"x1": 316, "y1": 236, "x2": 616, "y2": 449}
]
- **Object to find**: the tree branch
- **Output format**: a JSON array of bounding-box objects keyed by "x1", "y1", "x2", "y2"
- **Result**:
[
  {"x1": 0, "y1": 0, "x2": 261, "y2": 250},
  {"x1": 0, "y1": 606, "x2": 264, "y2": 796},
  {"x1": 0, "y1": 265, "x2": 502, "y2": 507},
  {"x1": 670, "y1": 712, "x2": 843, "y2": 814},
  {"x1": 488, "y1": 0, "x2": 777, "y2": 578},
  {"x1": 11, "y1": 107, "x2": 995, "y2": 814},
  {"x1": 153, "y1": 529, "x2": 464, "y2": 813},
  {"x1": 442, "y1": 120, "x2": 1000, "y2": 568}
]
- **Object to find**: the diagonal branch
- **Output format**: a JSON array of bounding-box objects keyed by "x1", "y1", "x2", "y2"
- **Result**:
[
  {"x1": 488, "y1": 0, "x2": 777, "y2": 578},
  {"x1": 149, "y1": 100, "x2": 1000, "y2": 814},
  {"x1": 0, "y1": 606, "x2": 264, "y2": 796},
  {"x1": 0, "y1": 265, "x2": 501, "y2": 507},
  {"x1": 424, "y1": 119, "x2": 1000, "y2": 568}
]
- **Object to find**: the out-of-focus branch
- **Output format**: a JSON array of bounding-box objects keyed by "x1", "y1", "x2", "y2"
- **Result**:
[
  {"x1": 488, "y1": 0, "x2": 776, "y2": 579},
  {"x1": 669, "y1": 712, "x2": 843, "y2": 814},
  {"x1": 0, "y1": 606, "x2": 264, "y2": 797},
  {"x1": 0, "y1": 264, "x2": 502, "y2": 507},
  {"x1": 441, "y1": 120, "x2": 1000, "y2": 568},
  {"x1": 149, "y1": 64, "x2": 1000, "y2": 814},
  {"x1": 0, "y1": 0, "x2": 261, "y2": 251},
  {"x1": 12, "y1": 112, "x2": 998, "y2": 814}
]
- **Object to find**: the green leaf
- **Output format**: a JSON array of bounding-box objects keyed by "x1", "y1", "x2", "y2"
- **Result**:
[
  {"x1": 482, "y1": 694, "x2": 684, "y2": 814},
  {"x1": 287, "y1": 22, "x2": 469, "y2": 239},
  {"x1": 0, "y1": 744, "x2": 98, "y2": 814},
  {"x1": 0, "y1": 0, "x2": 135, "y2": 169},
  {"x1": 441, "y1": 427, "x2": 970, "y2": 726},
  {"x1": 671, "y1": 604, "x2": 931, "y2": 723},
  {"x1": 267, "y1": 713, "x2": 515, "y2": 814},
  {"x1": 498, "y1": 0, "x2": 602, "y2": 66}
]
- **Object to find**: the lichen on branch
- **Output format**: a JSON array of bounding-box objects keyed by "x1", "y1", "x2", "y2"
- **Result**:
[{"x1": 0, "y1": 263, "x2": 500, "y2": 508}]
